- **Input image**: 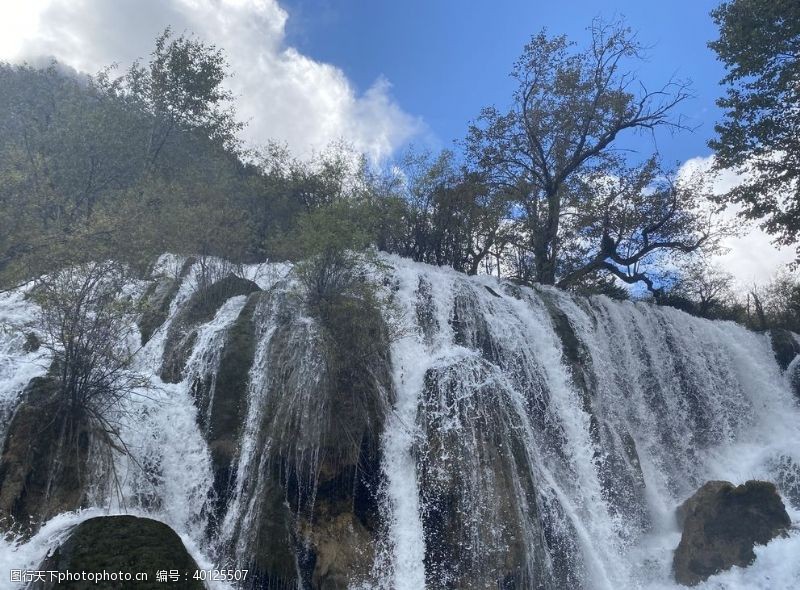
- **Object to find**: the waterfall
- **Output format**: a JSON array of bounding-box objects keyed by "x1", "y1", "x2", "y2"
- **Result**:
[{"x1": 1, "y1": 255, "x2": 799, "y2": 589}]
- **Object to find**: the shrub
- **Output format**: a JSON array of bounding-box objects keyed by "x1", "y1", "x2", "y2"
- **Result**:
[{"x1": 29, "y1": 261, "x2": 149, "y2": 482}]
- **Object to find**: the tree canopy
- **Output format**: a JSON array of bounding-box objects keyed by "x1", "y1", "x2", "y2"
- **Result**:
[
  {"x1": 1, "y1": 16, "x2": 796, "y2": 315},
  {"x1": 709, "y1": 0, "x2": 800, "y2": 256},
  {"x1": 465, "y1": 19, "x2": 719, "y2": 291}
]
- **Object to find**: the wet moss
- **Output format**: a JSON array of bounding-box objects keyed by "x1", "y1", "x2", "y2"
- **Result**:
[
  {"x1": 138, "y1": 276, "x2": 180, "y2": 345},
  {"x1": 161, "y1": 274, "x2": 261, "y2": 383},
  {"x1": 33, "y1": 516, "x2": 203, "y2": 589},
  {"x1": 0, "y1": 376, "x2": 88, "y2": 536}
]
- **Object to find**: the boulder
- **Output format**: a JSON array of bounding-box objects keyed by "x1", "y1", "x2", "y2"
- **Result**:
[
  {"x1": 32, "y1": 515, "x2": 203, "y2": 589},
  {"x1": 673, "y1": 480, "x2": 791, "y2": 585},
  {"x1": 769, "y1": 328, "x2": 800, "y2": 372},
  {"x1": 0, "y1": 376, "x2": 88, "y2": 535}
]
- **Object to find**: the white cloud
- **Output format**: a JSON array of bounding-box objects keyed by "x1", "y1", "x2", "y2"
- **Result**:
[
  {"x1": 679, "y1": 155, "x2": 796, "y2": 288},
  {"x1": 0, "y1": 0, "x2": 425, "y2": 161}
]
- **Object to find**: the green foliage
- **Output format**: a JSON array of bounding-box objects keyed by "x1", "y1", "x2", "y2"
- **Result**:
[
  {"x1": 465, "y1": 19, "x2": 707, "y2": 290},
  {"x1": 0, "y1": 18, "x2": 792, "y2": 326},
  {"x1": 758, "y1": 272, "x2": 800, "y2": 332},
  {"x1": 289, "y1": 201, "x2": 374, "y2": 308},
  {"x1": 0, "y1": 30, "x2": 261, "y2": 288},
  {"x1": 107, "y1": 27, "x2": 243, "y2": 157},
  {"x1": 709, "y1": 0, "x2": 800, "y2": 255},
  {"x1": 378, "y1": 149, "x2": 512, "y2": 275}
]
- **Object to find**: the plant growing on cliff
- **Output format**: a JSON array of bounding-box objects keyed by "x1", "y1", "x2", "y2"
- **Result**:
[
  {"x1": 29, "y1": 261, "x2": 149, "y2": 494},
  {"x1": 290, "y1": 197, "x2": 402, "y2": 409}
]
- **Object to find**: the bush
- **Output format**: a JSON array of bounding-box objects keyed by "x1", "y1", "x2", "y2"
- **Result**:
[{"x1": 29, "y1": 261, "x2": 148, "y2": 472}]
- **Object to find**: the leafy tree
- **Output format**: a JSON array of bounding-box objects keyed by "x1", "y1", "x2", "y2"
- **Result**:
[
  {"x1": 668, "y1": 256, "x2": 737, "y2": 317},
  {"x1": 466, "y1": 19, "x2": 698, "y2": 289},
  {"x1": 760, "y1": 271, "x2": 800, "y2": 331},
  {"x1": 0, "y1": 63, "x2": 149, "y2": 283},
  {"x1": 555, "y1": 158, "x2": 722, "y2": 293},
  {"x1": 107, "y1": 27, "x2": 243, "y2": 163},
  {"x1": 709, "y1": 0, "x2": 800, "y2": 256},
  {"x1": 383, "y1": 149, "x2": 512, "y2": 274},
  {"x1": 0, "y1": 30, "x2": 255, "y2": 287}
]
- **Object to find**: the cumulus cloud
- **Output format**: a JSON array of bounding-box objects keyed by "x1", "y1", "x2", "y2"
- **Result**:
[
  {"x1": 679, "y1": 155, "x2": 796, "y2": 288},
  {"x1": 0, "y1": 0, "x2": 424, "y2": 161}
]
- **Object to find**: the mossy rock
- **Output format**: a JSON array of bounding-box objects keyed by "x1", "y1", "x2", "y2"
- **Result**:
[
  {"x1": 245, "y1": 477, "x2": 299, "y2": 588},
  {"x1": 227, "y1": 288, "x2": 390, "y2": 589},
  {"x1": 673, "y1": 480, "x2": 791, "y2": 585},
  {"x1": 0, "y1": 376, "x2": 88, "y2": 536},
  {"x1": 138, "y1": 276, "x2": 181, "y2": 345},
  {"x1": 183, "y1": 275, "x2": 261, "y2": 327},
  {"x1": 769, "y1": 328, "x2": 800, "y2": 372},
  {"x1": 789, "y1": 361, "x2": 800, "y2": 402},
  {"x1": 22, "y1": 332, "x2": 41, "y2": 353},
  {"x1": 198, "y1": 293, "x2": 259, "y2": 527},
  {"x1": 33, "y1": 516, "x2": 203, "y2": 589},
  {"x1": 161, "y1": 275, "x2": 261, "y2": 383}
]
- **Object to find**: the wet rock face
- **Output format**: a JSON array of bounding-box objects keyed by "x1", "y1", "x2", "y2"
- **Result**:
[
  {"x1": 0, "y1": 377, "x2": 89, "y2": 536},
  {"x1": 789, "y1": 363, "x2": 800, "y2": 401},
  {"x1": 223, "y1": 289, "x2": 392, "y2": 589},
  {"x1": 673, "y1": 480, "x2": 791, "y2": 586},
  {"x1": 138, "y1": 276, "x2": 181, "y2": 345},
  {"x1": 32, "y1": 516, "x2": 203, "y2": 589},
  {"x1": 161, "y1": 274, "x2": 261, "y2": 383},
  {"x1": 198, "y1": 293, "x2": 259, "y2": 530},
  {"x1": 769, "y1": 329, "x2": 800, "y2": 372}
]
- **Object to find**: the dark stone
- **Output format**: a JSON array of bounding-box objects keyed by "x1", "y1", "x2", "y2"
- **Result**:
[
  {"x1": 199, "y1": 293, "x2": 259, "y2": 530},
  {"x1": 673, "y1": 480, "x2": 791, "y2": 585},
  {"x1": 138, "y1": 276, "x2": 180, "y2": 345},
  {"x1": 415, "y1": 277, "x2": 438, "y2": 345},
  {"x1": 222, "y1": 288, "x2": 390, "y2": 589},
  {"x1": 416, "y1": 360, "x2": 582, "y2": 589},
  {"x1": 32, "y1": 516, "x2": 203, "y2": 589},
  {"x1": 484, "y1": 285, "x2": 502, "y2": 298},
  {"x1": 161, "y1": 274, "x2": 261, "y2": 383},
  {"x1": 788, "y1": 360, "x2": 800, "y2": 402},
  {"x1": 450, "y1": 287, "x2": 500, "y2": 362},
  {"x1": 544, "y1": 301, "x2": 595, "y2": 416},
  {"x1": 0, "y1": 376, "x2": 88, "y2": 536},
  {"x1": 245, "y1": 477, "x2": 299, "y2": 589},
  {"x1": 769, "y1": 328, "x2": 800, "y2": 372},
  {"x1": 22, "y1": 332, "x2": 40, "y2": 353}
]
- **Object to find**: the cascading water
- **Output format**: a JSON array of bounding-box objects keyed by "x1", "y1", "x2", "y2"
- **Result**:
[{"x1": 0, "y1": 254, "x2": 798, "y2": 589}]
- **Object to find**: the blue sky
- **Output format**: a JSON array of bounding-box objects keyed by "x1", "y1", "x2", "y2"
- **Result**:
[
  {"x1": 0, "y1": 0, "x2": 793, "y2": 283},
  {"x1": 281, "y1": 0, "x2": 725, "y2": 165}
]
